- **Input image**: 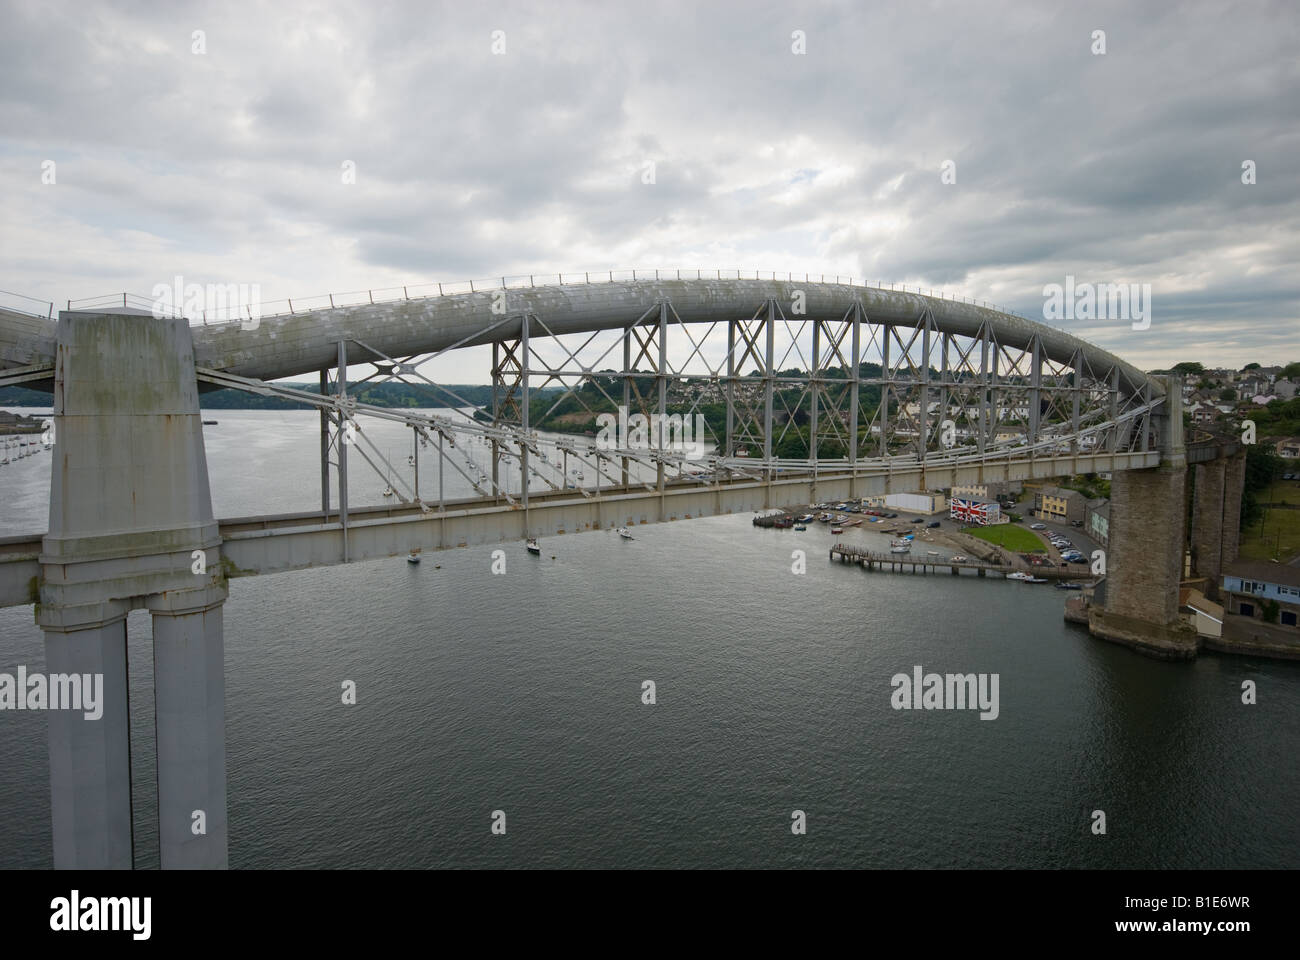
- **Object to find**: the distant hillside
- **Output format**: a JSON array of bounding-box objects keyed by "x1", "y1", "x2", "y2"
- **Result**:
[{"x1": 0, "y1": 382, "x2": 562, "y2": 411}]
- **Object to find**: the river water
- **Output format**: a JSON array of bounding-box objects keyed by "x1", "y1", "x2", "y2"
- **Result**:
[{"x1": 1, "y1": 409, "x2": 1297, "y2": 868}]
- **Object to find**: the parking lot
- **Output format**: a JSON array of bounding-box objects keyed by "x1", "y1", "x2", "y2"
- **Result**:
[{"x1": 1026, "y1": 517, "x2": 1103, "y2": 567}]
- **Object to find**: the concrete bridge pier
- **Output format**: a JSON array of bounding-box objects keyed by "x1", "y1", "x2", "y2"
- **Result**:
[
  {"x1": 1192, "y1": 457, "x2": 1226, "y2": 595},
  {"x1": 1089, "y1": 375, "x2": 1200, "y2": 658},
  {"x1": 41, "y1": 606, "x2": 134, "y2": 869},
  {"x1": 1221, "y1": 451, "x2": 1245, "y2": 568},
  {"x1": 1189, "y1": 449, "x2": 1246, "y2": 600},
  {"x1": 150, "y1": 589, "x2": 229, "y2": 869},
  {"x1": 38, "y1": 309, "x2": 228, "y2": 869}
]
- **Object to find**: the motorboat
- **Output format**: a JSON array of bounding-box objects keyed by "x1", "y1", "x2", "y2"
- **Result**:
[
  {"x1": 406, "y1": 550, "x2": 421, "y2": 564},
  {"x1": 1007, "y1": 571, "x2": 1048, "y2": 583},
  {"x1": 525, "y1": 538, "x2": 541, "y2": 556},
  {"x1": 617, "y1": 527, "x2": 634, "y2": 540},
  {"x1": 950, "y1": 555, "x2": 968, "y2": 563},
  {"x1": 794, "y1": 524, "x2": 807, "y2": 531},
  {"x1": 831, "y1": 527, "x2": 843, "y2": 534},
  {"x1": 796, "y1": 515, "x2": 815, "y2": 523},
  {"x1": 889, "y1": 544, "x2": 911, "y2": 554}
]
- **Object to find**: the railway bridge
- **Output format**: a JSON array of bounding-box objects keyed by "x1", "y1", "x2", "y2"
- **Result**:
[{"x1": 0, "y1": 271, "x2": 1243, "y2": 868}]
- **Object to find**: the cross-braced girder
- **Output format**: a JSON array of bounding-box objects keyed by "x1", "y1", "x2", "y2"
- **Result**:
[{"x1": 192, "y1": 293, "x2": 1165, "y2": 538}]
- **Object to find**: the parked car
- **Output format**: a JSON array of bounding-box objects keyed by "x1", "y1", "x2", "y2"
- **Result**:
[
  {"x1": 1030, "y1": 522, "x2": 1047, "y2": 530},
  {"x1": 928, "y1": 521, "x2": 941, "y2": 528},
  {"x1": 911, "y1": 517, "x2": 925, "y2": 523},
  {"x1": 1071, "y1": 520, "x2": 1084, "y2": 527}
]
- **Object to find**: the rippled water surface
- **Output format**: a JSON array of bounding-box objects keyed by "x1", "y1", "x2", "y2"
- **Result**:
[{"x1": 1, "y1": 410, "x2": 1297, "y2": 868}]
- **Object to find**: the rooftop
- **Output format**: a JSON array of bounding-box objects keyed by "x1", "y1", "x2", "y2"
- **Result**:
[{"x1": 1223, "y1": 562, "x2": 1300, "y2": 589}]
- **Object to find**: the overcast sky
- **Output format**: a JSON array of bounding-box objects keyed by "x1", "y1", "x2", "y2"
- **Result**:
[{"x1": 1, "y1": 0, "x2": 1296, "y2": 379}]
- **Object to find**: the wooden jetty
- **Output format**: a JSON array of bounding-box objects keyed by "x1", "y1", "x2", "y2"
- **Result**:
[{"x1": 828, "y1": 543, "x2": 1087, "y2": 581}]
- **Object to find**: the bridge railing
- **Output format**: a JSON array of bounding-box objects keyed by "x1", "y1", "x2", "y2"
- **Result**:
[{"x1": 0, "y1": 289, "x2": 56, "y2": 319}]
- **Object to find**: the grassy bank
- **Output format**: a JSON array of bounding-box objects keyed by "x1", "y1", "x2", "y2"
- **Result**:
[
  {"x1": 963, "y1": 523, "x2": 1045, "y2": 553},
  {"x1": 1240, "y1": 480, "x2": 1300, "y2": 562}
]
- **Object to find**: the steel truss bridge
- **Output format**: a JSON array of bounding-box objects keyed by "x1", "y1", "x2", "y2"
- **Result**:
[
  {"x1": 0, "y1": 272, "x2": 1169, "y2": 580},
  {"x1": 0, "y1": 270, "x2": 1215, "y2": 871}
]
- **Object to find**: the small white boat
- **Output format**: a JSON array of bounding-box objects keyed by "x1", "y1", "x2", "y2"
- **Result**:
[
  {"x1": 890, "y1": 544, "x2": 911, "y2": 554},
  {"x1": 382, "y1": 486, "x2": 394, "y2": 497},
  {"x1": 617, "y1": 527, "x2": 634, "y2": 540},
  {"x1": 927, "y1": 551, "x2": 940, "y2": 556},
  {"x1": 525, "y1": 538, "x2": 541, "y2": 556},
  {"x1": 406, "y1": 551, "x2": 421, "y2": 564},
  {"x1": 951, "y1": 555, "x2": 968, "y2": 562}
]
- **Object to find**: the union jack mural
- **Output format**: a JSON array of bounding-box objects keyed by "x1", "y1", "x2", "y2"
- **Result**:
[{"x1": 950, "y1": 497, "x2": 1000, "y2": 526}]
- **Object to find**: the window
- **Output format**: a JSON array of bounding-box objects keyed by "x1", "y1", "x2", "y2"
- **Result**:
[
  {"x1": 1240, "y1": 602, "x2": 1255, "y2": 617},
  {"x1": 1283, "y1": 611, "x2": 1298, "y2": 627}
]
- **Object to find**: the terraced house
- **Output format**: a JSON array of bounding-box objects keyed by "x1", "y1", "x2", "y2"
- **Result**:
[{"x1": 1221, "y1": 563, "x2": 1300, "y2": 631}]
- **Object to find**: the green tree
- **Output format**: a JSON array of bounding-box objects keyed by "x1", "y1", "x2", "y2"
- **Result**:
[{"x1": 1242, "y1": 444, "x2": 1281, "y2": 527}]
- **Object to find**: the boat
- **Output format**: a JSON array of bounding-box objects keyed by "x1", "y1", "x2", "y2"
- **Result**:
[
  {"x1": 927, "y1": 551, "x2": 940, "y2": 556},
  {"x1": 794, "y1": 524, "x2": 807, "y2": 531},
  {"x1": 617, "y1": 527, "x2": 634, "y2": 540},
  {"x1": 525, "y1": 538, "x2": 541, "y2": 556},
  {"x1": 406, "y1": 551, "x2": 421, "y2": 564},
  {"x1": 797, "y1": 515, "x2": 815, "y2": 523},
  {"x1": 890, "y1": 544, "x2": 911, "y2": 554},
  {"x1": 831, "y1": 527, "x2": 843, "y2": 534},
  {"x1": 1007, "y1": 571, "x2": 1048, "y2": 583},
  {"x1": 1055, "y1": 581, "x2": 1083, "y2": 590},
  {"x1": 202, "y1": 419, "x2": 218, "y2": 425},
  {"x1": 950, "y1": 555, "x2": 968, "y2": 562}
]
